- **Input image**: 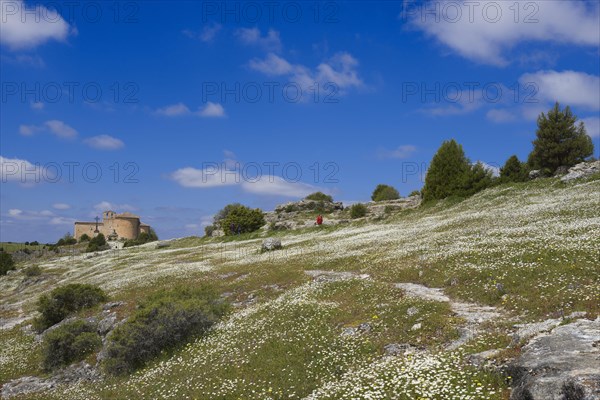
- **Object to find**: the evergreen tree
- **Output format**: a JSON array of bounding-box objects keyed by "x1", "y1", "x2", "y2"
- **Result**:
[
  {"x1": 528, "y1": 102, "x2": 594, "y2": 173},
  {"x1": 422, "y1": 139, "x2": 471, "y2": 201},
  {"x1": 500, "y1": 155, "x2": 528, "y2": 182},
  {"x1": 464, "y1": 162, "x2": 494, "y2": 195},
  {"x1": 371, "y1": 184, "x2": 400, "y2": 201}
]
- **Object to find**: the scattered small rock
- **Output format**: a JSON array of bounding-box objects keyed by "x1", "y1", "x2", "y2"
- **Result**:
[
  {"x1": 411, "y1": 323, "x2": 422, "y2": 331},
  {"x1": 406, "y1": 306, "x2": 419, "y2": 316},
  {"x1": 102, "y1": 301, "x2": 124, "y2": 311},
  {"x1": 383, "y1": 343, "x2": 418, "y2": 356},
  {"x1": 358, "y1": 323, "x2": 372, "y2": 334},
  {"x1": 261, "y1": 238, "x2": 283, "y2": 251},
  {"x1": 97, "y1": 314, "x2": 117, "y2": 336}
]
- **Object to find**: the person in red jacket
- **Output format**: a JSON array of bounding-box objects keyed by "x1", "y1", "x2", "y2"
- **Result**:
[{"x1": 316, "y1": 215, "x2": 323, "y2": 225}]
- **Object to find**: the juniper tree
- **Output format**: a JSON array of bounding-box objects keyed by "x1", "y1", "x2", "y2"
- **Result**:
[{"x1": 528, "y1": 102, "x2": 594, "y2": 173}]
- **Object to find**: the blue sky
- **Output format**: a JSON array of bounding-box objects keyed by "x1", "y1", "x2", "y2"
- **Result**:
[{"x1": 1, "y1": 0, "x2": 599, "y2": 242}]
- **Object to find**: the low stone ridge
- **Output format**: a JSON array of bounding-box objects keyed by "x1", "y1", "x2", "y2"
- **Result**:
[
  {"x1": 509, "y1": 317, "x2": 600, "y2": 400},
  {"x1": 561, "y1": 160, "x2": 600, "y2": 182}
]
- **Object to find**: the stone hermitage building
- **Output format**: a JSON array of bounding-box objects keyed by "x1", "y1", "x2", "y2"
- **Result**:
[{"x1": 74, "y1": 210, "x2": 150, "y2": 241}]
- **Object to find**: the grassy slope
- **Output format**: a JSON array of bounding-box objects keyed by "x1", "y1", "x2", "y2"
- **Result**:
[{"x1": 1, "y1": 175, "x2": 598, "y2": 399}]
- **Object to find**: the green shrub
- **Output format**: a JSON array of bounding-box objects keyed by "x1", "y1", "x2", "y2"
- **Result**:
[
  {"x1": 220, "y1": 205, "x2": 265, "y2": 235},
  {"x1": 204, "y1": 225, "x2": 215, "y2": 237},
  {"x1": 103, "y1": 285, "x2": 229, "y2": 375},
  {"x1": 528, "y1": 102, "x2": 594, "y2": 173},
  {"x1": 500, "y1": 155, "x2": 529, "y2": 183},
  {"x1": 79, "y1": 234, "x2": 91, "y2": 243},
  {"x1": 42, "y1": 319, "x2": 101, "y2": 370},
  {"x1": 23, "y1": 265, "x2": 42, "y2": 277},
  {"x1": 30, "y1": 241, "x2": 39, "y2": 246},
  {"x1": 56, "y1": 233, "x2": 77, "y2": 246},
  {"x1": 86, "y1": 233, "x2": 107, "y2": 252},
  {"x1": 305, "y1": 192, "x2": 333, "y2": 202},
  {"x1": 350, "y1": 203, "x2": 367, "y2": 219},
  {"x1": 34, "y1": 284, "x2": 107, "y2": 332},
  {"x1": 123, "y1": 229, "x2": 159, "y2": 248},
  {"x1": 0, "y1": 252, "x2": 16, "y2": 276},
  {"x1": 409, "y1": 190, "x2": 421, "y2": 197},
  {"x1": 371, "y1": 184, "x2": 400, "y2": 201}
]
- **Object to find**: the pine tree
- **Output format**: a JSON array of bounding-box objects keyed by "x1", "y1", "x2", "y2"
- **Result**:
[
  {"x1": 422, "y1": 139, "x2": 471, "y2": 201},
  {"x1": 500, "y1": 155, "x2": 528, "y2": 182},
  {"x1": 528, "y1": 102, "x2": 594, "y2": 173}
]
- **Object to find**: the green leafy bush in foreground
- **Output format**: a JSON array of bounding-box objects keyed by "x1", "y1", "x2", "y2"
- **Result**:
[
  {"x1": 103, "y1": 285, "x2": 229, "y2": 376},
  {"x1": 34, "y1": 284, "x2": 107, "y2": 332},
  {"x1": 42, "y1": 319, "x2": 101, "y2": 371}
]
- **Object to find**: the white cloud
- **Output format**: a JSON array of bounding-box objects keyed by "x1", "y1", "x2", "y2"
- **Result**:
[
  {"x1": 581, "y1": 117, "x2": 600, "y2": 138},
  {"x1": 0, "y1": 0, "x2": 74, "y2": 50},
  {"x1": 170, "y1": 153, "x2": 327, "y2": 198},
  {"x1": 476, "y1": 161, "x2": 500, "y2": 177},
  {"x1": 0, "y1": 155, "x2": 48, "y2": 184},
  {"x1": 84, "y1": 135, "x2": 125, "y2": 150},
  {"x1": 249, "y1": 52, "x2": 364, "y2": 98},
  {"x1": 156, "y1": 102, "x2": 226, "y2": 118},
  {"x1": 248, "y1": 53, "x2": 293, "y2": 76},
  {"x1": 200, "y1": 23, "x2": 222, "y2": 42},
  {"x1": 170, "y1": 166, "x2": 240, "y2": 188},
  {"x1": 30, "y1": 101, "x2": 44, "y2": 110},
  {"x1": 20, "y1": 120, "x2": 78, "y2": 138},
  {"x1": 44, "y1": 120, "x2": 78, "y2": 138},
  {"x1": 407, "y1": 1, "x2": 600, "y2": 66},
  {"x1": 241, "y1": 175, "x2": 320, "y2": 198},
  {"x1": 49, "y1": 216, "x2": 75, "y2": 225},
  {"x1": 8, "y1": 209, "x2": 23, "y2": 217},
  {"x1": 198, "y1": 102, "x2": 226, "y2": 118},
  {"x1": 378, "y1": 145, "x2": 418, "y2": 159},
  {"x1": 486, "y1": 109, "x2": 516, "y2": 123},
  {"x1": 519, "y1": 70, "x2": 600, "y2": 110},
  {"x1": 236, "y1": 27, "x2": 282, "y2": 52},
  {"x1": 52, "y1": 203, "x2": 71, "y2": 210},
  {"x1": 156, "y1": 103, "x2": 191, "y2": 116},
  {"x1": 183, "y1": 22, "x2": 222, "y2": 43}
]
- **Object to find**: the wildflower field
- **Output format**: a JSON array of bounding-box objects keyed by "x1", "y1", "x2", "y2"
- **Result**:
[{"x1": 1, "y1": 174, "x2": 598, "y2": 399}]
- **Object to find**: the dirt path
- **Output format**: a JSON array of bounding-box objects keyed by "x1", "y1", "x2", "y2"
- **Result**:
[{"x1": 395, "y1": 283, "x2": 502, "y2": 350}]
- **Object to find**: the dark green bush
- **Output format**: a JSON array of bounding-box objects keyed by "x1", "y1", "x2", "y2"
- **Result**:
[
  {"x1": 371, "y1": 184, "x2": 400, "y2": 202},
  {"x1": 409, "y1": 190, "x2": 421, "y2": 197},
  {"x1": 103, "y1": 285, "x2": 229, "y2": 375},
  {"x1": 34, "y1": 284, "x2": 107, "y2": 332},
  {"x1": 305, "y1": 192, "x2": 333, "y2": 202},
  {"x1": 56, "y1": 233, "x2": 77, "y2": 246},
  {"x1": 0, "y1": 252, "x2": 16, "y2": 276},
  {"x1": 350, "y1": 203, "x2": 367, "y2": 219},
  {"x1": 86, "y1": 233, "x2": 107, "y2": 252},
  {"x1": 78, "y1": 234, "x2": 90, "y2": 243},
  {"x1": 220, "y1": 205, "x2": 265, "y2": 235},
  {"x1": 123, "y1": 229, "x2": 159, "y2": 248},
  {"x1": 42, "y1": 319, "x2": 101, "y2": 370},
  {"x1": 23, "y1": 265, "x2": 42, "y2": 277}
]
